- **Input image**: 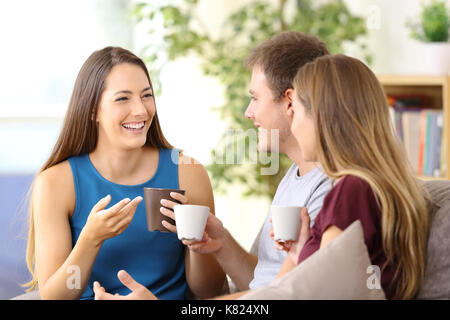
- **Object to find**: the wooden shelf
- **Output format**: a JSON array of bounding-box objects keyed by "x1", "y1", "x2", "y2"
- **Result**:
[
  {"x1": 377, "y1": 74, "x2": 448, "y2": 86},
  {"x1": 377, "y1": 74, "x2": 449, "y2": 180},
  {"x1": 417, "y1": 175, "x2": 448, "y2": 181}
]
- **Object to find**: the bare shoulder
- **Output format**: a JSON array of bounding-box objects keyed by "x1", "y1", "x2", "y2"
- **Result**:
[
  {"x1": 35, "y1": 160, "x2": 73, "y2": 190},
  {"x1": 178, "y1": 152, "x2": 209, "y2": 179},
  {"x1": 33, "y1": 160, "x2": 75, "y2": 217},
  {"x1": 178, "y1": 151, "x2": 215, "y2": 213}
]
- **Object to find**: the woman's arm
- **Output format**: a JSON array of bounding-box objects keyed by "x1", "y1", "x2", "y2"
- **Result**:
[
  {"x1": 33, "y1": 162, "x2": 100, "y2": 299},
  {"x1": 320, "y1": 225, "x2": 343, "y2": 248},
  {"x1": 34, "y1": 161, "x2": 142, "y2": 299},
  {"x1": 276, "y1": 223, "x2": 343, "y2": 279},
  {"x1": 178, "y1": 153, "x2": 226, "y2": 299},
  {"x1": 216, "y1": 223, "x2": 341, "y2": 300}
]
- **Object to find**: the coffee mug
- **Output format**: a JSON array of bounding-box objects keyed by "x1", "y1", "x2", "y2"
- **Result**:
[
  {"x1": 271, "y1": 205, "x2": 302, "y2": 242},
  {"x1": 174, "y1": 204, "x2": 209, "y2": 241},
  {"x1": 144, "y1": 188, "x2": 185, "y2": 232}
]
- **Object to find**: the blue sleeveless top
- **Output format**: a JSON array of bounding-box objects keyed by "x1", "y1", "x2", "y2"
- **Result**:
[{"x1": 68, "y1": 148, "x2": 187, "y2": 300}]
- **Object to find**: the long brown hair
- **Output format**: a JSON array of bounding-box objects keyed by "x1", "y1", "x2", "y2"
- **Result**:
[
  {"x1": 293, "y1": 54, "x2": 430, "y2": 299},
  {"x1": 24, "y1": 46, "x2": 173, "y2": 290}
]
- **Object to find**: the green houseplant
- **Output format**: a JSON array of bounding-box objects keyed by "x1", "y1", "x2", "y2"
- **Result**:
[
  {"x1": 406, "y1": 0, "x2": 450, "y2": 74},
  {"x1": 132, "y1": 0, "x2": 371, "y2": 200}
]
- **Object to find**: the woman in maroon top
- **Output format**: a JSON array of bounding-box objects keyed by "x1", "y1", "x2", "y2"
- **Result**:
[{"x1": 275, "y1": 54, "x2": 430, "y2": 299}]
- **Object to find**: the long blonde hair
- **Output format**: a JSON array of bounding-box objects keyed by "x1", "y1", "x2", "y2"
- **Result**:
[
  {"x1": 24, "y1": 47, "x2": 173, "y2": 291},
  {"x1": 293, "y1": 54, "x2": 430, "y2": 299}
]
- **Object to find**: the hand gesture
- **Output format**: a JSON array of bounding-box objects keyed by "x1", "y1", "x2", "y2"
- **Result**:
[
  {"x1": 81, "y1": 194, "x2": 142, "y2": 246},
  {"x1": 158, "y1": 191, "x2": 188, "y2": 233},
  {"x1": 93, "y1": 270, "x2": 157, "y2": 300}
]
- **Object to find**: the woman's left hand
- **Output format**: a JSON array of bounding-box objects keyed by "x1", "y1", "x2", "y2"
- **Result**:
[
  {"x1": 270, "y1": 207, "x2": 311, "y2": 265},
  {"x1": 159, "y1": 192, "x2": 188, "y2": 233},
  {"x1": 93, "y1": 270, "x2": 157, "y2": 300}
]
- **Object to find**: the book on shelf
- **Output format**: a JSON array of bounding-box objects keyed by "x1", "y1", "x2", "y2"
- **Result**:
[{"x1": 387, "y1": 94, "x2": 443, "y2": 177}]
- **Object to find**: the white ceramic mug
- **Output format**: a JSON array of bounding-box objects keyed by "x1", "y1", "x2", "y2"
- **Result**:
[
  {"x1": 271, "y1": 205, "x2": 302, "y2": 242},
  {"x1": 174, "y1": 204, "x2": 209, "y2": 241}
]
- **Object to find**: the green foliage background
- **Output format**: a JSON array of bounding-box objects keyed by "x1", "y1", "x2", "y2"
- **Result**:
[
  {"x1": 406, "y1": 0, "x2": 450, "y2": 42},
  {"x1": 132, "y1": 0, "x2": 371, "y2": 200}
]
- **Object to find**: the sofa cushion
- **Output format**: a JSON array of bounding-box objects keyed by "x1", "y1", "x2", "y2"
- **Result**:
[
  {"x1": 422, "y1": 180, "x2": 450, "y2": 206},
  {"x1": 238, "y1": 220, "x2": 386, "y2": 300},
  {"x1": 416, "y1": 180, "x2": 450, "y2": 299}
]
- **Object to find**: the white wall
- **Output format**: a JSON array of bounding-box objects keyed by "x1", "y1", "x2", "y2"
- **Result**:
[
  {"x1": 344, "y1": 0, "x2": 450, "y2": 74},
  {"x1": 0, "y1": 0, "x2": 134, "y2": 173}
]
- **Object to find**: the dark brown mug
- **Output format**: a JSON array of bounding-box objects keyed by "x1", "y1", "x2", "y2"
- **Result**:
[{"x1": 143, "y1": 188, "x2": 186, "y2": 232}]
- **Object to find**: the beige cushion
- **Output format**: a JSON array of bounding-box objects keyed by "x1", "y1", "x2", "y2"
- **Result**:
[{"x1": 238, "y1": 220, "x2": 386, "y2": 300}]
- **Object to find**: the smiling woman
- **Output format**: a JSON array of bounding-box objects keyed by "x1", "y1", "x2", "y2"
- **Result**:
[
  {"x1": 24, "y1": 47, "x2": 225, "y2": 300},
  {"x1": 93, "y1": 63, "x2": 157, "y2": 153}
]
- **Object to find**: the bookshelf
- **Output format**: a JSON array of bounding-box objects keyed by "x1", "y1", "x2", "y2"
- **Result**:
[{"x1": 377, "y1": 75, "x2": 449, "y2": 180}]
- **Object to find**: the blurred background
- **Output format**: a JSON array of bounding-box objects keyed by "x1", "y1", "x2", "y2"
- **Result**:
[{"x1": 1, "y1": 0, "x2": 448, "y2": 299}]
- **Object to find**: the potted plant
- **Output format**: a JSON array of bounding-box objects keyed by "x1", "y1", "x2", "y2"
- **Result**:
[{"x1": 407, "y1": 0, "x2": 450, "y2": 75}]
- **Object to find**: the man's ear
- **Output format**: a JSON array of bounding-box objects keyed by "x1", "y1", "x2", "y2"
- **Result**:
[{"x1": 284, "y1": 88, "x2": 294, "y2": 117}]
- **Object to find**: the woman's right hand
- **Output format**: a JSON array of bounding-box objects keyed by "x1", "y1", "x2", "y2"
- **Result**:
[{"x1": 80, "y1": 194, "x2": 142, "y2": 246}]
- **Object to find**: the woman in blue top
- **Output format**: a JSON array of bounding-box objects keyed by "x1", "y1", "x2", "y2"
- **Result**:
[{"x1": 24, "y1": 47, "x2": 225, "y2": 299}]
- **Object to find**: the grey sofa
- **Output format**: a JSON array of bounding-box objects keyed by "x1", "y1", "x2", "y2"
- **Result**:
[
  {"x1": 416, "y1": 179, "x2": 450, "y2": 299},
  {"x1": 10, "y1": 179, "x2": 450, "y2": 300}
]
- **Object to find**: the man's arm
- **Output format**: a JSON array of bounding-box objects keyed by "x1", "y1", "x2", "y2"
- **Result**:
[
  {"x1": 178, "y1": 153, "x2": 226, "y2": 299},
  {"x1": 212, "y1": 289, "x2": 249, "y2": 300},
  {"x1": 181, "y1": 212, "x2": 259, "y2": 291},
  {"x1": 213, "y1": 229, "x2": 258, "y2": 291}
]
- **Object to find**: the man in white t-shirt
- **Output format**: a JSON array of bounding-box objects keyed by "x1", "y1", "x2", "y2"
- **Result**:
[
  {"x1": 94, "y1": 31, "x2": 332, "y2": 300},
  {"x1": 182, "y1": 32, "x2": 332, "y2": 296}
]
